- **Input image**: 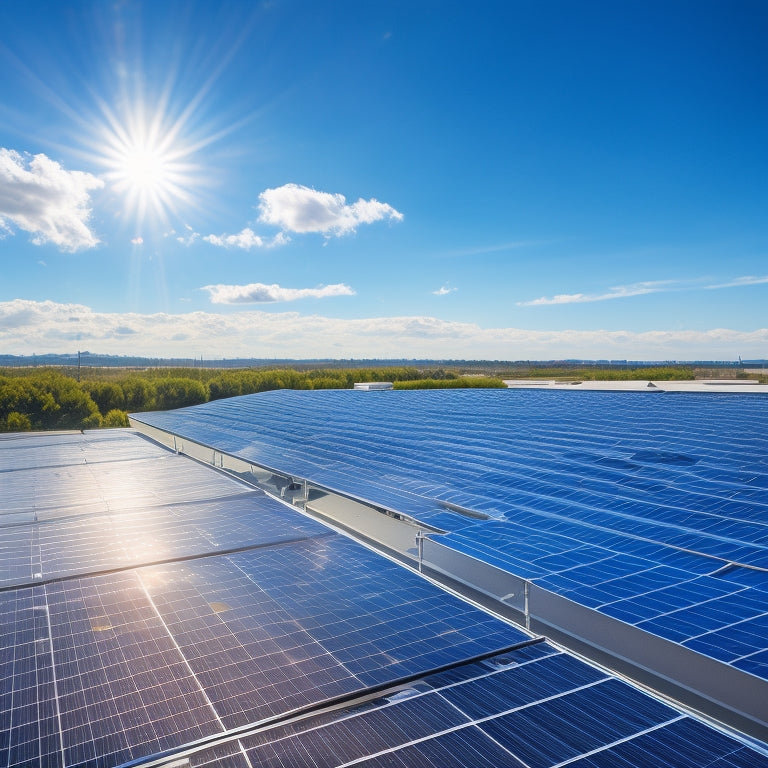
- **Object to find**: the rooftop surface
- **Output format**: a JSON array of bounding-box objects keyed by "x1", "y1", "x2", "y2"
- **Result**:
[
  {"x1": 503, "y1": 379, "x2": 768, "y2": 393},
  {"x1": 4, "y1": 429, "x2": 766, "y2": 767}
]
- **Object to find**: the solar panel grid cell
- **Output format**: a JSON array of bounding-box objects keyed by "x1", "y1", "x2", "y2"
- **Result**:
[
  {"x1": 244, "y1": 693, "x2": 473, "y2": 768},
  {"x1": 733, "y1": 651, "x2": 768, "y2": 678},
  {"x1": 0, "y1": 589, "x2": 63, "y2": 768},
  {"x1": 1, "y1": 466, "x2": 331, "y2": 591}
]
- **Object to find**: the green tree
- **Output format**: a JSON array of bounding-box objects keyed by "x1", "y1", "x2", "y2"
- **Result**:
[
  {"x1": 4, "y1": 411, "x2": 32, "y2": 432},
  {"x1": 103, "y1": 409, "x2": 130, "y2": 427},
  {"x1": 82, "y1": 381, "x2": 125, "y2": 415},
  {"x1": 122, "y1": 376, "x2": 156, "y2": 411},
  {"x1": 208, "y1": 373, "x2": 243, "y2": 401},
  {"x1": 154, "y1": 378, "x2": 209, "y2": 410},
  {"x1": 0, "y1": 371, "x2": 101, "y2": 430}
]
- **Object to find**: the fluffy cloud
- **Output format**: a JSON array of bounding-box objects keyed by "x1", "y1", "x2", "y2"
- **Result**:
[
  {"x1": 0, "y1": 149, "x2": 103, "y2": 251},
  {"x1": 202, "y1": 282, "x2": 355, "y2": 304},
  {"x1": 258, "y1": 183, "x2": 403, "y2": 235},
  {"x1": 203, "y1": 228, "x2": 289, "y2": 249},
  {"x1": 433, "y1": 285, "x2": 456, "y2": 296},
  {"x1": 2, "y1": 299, "x2": 767, "y2": 361}
]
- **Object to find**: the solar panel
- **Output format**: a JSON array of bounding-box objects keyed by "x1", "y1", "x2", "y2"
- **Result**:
[
  {"x1": 179, "y1": 642, "x2": 768, "y2": 768},
  {"x1": 131, "y1": 388, "x2": 768, "y2": 677},
  {"x1": 0, "y1": 433, "x2": 330, "y2": 590}
]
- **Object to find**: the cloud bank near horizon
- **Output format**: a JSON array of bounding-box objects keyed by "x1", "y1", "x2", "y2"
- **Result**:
[{"x1": 1, "y1": 299, "x2": 765, "y2": 361}]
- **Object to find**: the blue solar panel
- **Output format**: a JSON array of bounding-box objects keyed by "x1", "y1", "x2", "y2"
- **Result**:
[
  {"x1": 179, "y1": 642, "x2": 768, "y2": 768},
  {"x1": 3, "y1": 418, "x2": 768, "y2": 767},
  {"x1": 0, "y1": 589, "x2": 62, "y2": 768},
  {"x1": 0, "y1": 432, "x2": 330, "y2": 590},
  {"x1": 132, "y1": 388, "x2": 768, "y2": 677},
  {"x1": 570, "y1": 717, "x2": 768, "y2": 768}
]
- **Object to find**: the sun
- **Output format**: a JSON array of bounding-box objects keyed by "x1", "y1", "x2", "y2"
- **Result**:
[
  {"x1": 120, "y1": 143, "x2": 169, "y2": 192},
  {"x1": 94, "y1": 96, "x2": 203, "y2": 228}
]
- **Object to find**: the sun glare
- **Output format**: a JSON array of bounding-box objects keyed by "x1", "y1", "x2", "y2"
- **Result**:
[
  {"x1": 120, "y1": 144, "x2": 169, "y2": 192},
  {"x1": 93, "y1": 94, "x2": 206, "y2": 229}
]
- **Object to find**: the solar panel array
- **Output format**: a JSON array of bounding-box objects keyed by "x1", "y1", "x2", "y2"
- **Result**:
[
  {"x1": 131, "y1": 388, "x2": 768, "y2": 681},
  {"x1": 2, "y1": 429, "x2": 767, "y2": 767},
  {"x1": 179, "y1": 641, "x2": 768, "y2": 768}
]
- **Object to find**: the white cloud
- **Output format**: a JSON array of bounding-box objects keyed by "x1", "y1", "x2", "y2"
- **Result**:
[
  {"x1": 203, "y1": 228, "x2": 289, "y2": 249},
  {"x1": 131, "y1": 236, "x2": 143, "y2": 245},
  {"x1": 2, "y1": 299, "x2": 766, "y2": 361},
  {"x1": 520, "y1": 275, "x2": 768, "y2": 307},
  {"x1": 202, "y1": 282, "x2": 356, "y2": 304},
  {"x1": 176, "y1": 230, "x2": 200, "y2": 246},
  {"x1": 519, "y1": 281, "x2": 672, "y2": 306},
  {"x1": 0, "y1": 148, "x2": 103, "y2": 251},
  {"x1": 433, "y1": 285, "x2": 457, "y2": 296},
  {"x1": 258, "y1": 183, "x2": 403, "y2": 236},
  {"x1": 705, "y1": 275, "x2": 768, "y2": 290},
  {"x1": 176, "y1": 185, "x2": 401, "y2": 249}
]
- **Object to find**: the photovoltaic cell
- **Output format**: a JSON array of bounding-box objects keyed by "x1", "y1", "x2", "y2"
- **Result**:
[
  {"x1": 329, "y1": 728, "x2": 528, "y2": 768},
  {"x1": 138, "y1": 536, "x2": 522, "y2": 730},
  {"x1": 566, "y1": 717, "x2": 768, "y2": 768},
  {"x1": 0, "y1": 588, "x2": 62, "y2": 768},
  {"x1": 44, "y1": 572, "x2": 224, "y2": 767},
  {"x1": 242, "y1": 693, "x2": 474, "y2": 767}
]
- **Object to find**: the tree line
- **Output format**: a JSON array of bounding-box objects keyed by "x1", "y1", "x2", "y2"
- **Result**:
[
  {"x1": 0, "y1": 366, "x2": 504, "y2": 432},
  {"x1": 1, "y1": 362, "x2": 708, "y2": 433}
]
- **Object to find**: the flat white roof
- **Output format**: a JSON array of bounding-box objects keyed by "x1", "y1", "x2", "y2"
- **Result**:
[{"x1": 503, "y1": 379, "x2": 768, "y2": 393}]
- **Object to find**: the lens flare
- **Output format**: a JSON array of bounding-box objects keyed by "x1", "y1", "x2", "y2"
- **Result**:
[{"x1": 96, "y1": 95, "x2": 201, "y2": 228}]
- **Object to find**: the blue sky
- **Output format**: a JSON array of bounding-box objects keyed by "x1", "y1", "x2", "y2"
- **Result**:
[{"x1": 1, "y1": 0, "x2": 766, "y2": 361}]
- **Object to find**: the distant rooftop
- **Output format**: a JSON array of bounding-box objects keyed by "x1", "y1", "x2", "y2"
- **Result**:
[
  {"x1": 353, "y1": 381, "x2": 394, "y2": 390},
  {"x1": 504, "y1": 378, "x2": 768, "y2": 393}
]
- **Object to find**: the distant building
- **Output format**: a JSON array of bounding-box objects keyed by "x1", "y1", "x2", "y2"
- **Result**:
[{"x1": 353, "y1": 381, "x2": 393, "y2": 390}]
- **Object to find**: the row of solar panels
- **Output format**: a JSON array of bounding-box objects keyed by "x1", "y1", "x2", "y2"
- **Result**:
[{"x1": 130, "y1": 388, "x2": 768, "y2": 682}]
